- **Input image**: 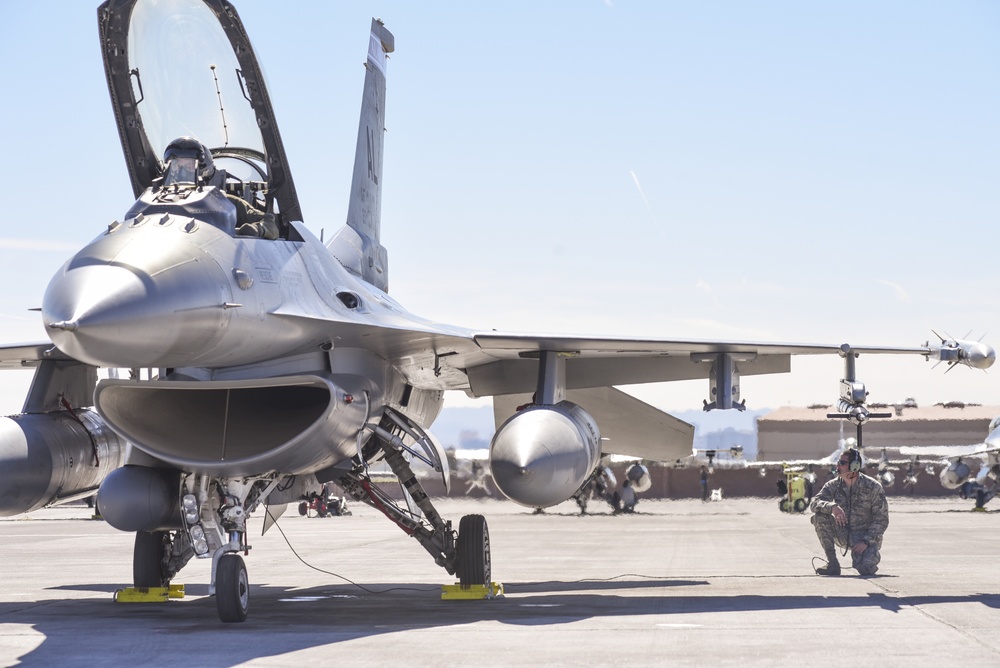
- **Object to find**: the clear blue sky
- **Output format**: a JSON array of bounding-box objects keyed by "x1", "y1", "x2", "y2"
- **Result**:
[{"x1": 1, "y1": 1, "x2": 997, "y2": 415}]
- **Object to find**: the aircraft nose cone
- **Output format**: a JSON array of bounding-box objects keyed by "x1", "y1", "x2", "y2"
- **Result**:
[{"x1": 42, "y1": 247, "x2": 231, "y2": 368}]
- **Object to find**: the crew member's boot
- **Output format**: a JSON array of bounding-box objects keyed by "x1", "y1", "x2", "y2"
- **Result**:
[{"x1": 816, "y1": 553, "x2": 841, "y2": 576}]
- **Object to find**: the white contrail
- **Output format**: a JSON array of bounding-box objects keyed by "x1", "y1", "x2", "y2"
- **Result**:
[
  {"x1": 877, "y1": 279, "x2": 911, "y2": 303},
  {"x1": 629, "y1": 169, "x2": 666, "y2": 241}
]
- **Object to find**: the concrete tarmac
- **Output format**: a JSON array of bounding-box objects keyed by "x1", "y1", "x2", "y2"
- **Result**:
[{"x1": 1, "y1": 496, "x2": 998, "y2": 667}]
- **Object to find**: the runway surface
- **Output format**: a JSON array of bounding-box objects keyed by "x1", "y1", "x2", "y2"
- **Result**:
[{"x1": 1, "y1": 496, "x2": 998, "y2": 667}]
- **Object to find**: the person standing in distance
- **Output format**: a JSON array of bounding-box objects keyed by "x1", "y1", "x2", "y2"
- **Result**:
[{"x1": 810, "y1": 448, "x2": 888, "y2": 576}]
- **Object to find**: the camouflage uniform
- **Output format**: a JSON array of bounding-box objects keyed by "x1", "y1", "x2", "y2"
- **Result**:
[{"x1": 810, "y1": 473, "x2": 888, "y2": 575}]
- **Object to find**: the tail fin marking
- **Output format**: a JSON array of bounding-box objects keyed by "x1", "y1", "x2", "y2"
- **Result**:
[{"x1": 330, "y1": 19, "x2": 394, "y2": 293}]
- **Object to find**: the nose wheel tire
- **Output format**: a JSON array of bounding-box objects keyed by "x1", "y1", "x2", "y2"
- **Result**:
[
  {"x1": 133, "y1": 531, "x2": 169, "y2": 588},
  {"x1": 216, "y1": 553, "x2": 249, "y2": 623},
  {"x1": 456, "y1": 514, "x2": 491, "y2": 586}
]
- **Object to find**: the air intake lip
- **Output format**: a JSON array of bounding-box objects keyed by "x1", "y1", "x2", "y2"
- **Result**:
[{"x1": 94, "y1": 374, "x2": 368, "y2": 476}]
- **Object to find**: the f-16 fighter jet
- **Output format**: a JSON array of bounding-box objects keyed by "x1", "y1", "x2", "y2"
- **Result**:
[{"x1": 0, "y1": 0, "x2": 993, "y2": 622}]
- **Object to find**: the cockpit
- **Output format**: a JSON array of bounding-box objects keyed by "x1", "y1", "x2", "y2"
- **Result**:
[
  {"x1": 127, "y1": 135, "x2": 281, "y2": 240},
  {"x1": 101, "y1": 0, "x2": 302, "y2": 241}
]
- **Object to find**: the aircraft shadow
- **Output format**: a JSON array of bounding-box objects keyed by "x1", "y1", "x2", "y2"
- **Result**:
[
  {"x1": 507, "y1": 578, "x2": 707, "y2": 593},
  {"x1": 4, "y1": 580, "x2": 1000, "y2": 667}
]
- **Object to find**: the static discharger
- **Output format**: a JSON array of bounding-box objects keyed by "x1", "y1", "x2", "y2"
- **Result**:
[
  {"x1": 441, "y1": 582, "x2": 504, "y2": 600},
  {"x1": 114, "y1": 584, "x2": 186, "y2": 603}
]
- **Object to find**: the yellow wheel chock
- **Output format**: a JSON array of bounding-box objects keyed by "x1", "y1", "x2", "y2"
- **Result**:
[
  {"x1": 441, "y1": 582, "x2": 504, "y2": 600},
  {"x1": 113, "y1": 584, "x2": 185, "y2": 603}
]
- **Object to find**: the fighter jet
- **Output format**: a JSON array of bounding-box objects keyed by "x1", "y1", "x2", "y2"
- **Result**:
[
  {"x1": 893, "y1": 415, "x2": 1000, "y2": 509},
  {"x1": 0, "y1": 0, "x2": 994, "y2": 623}
]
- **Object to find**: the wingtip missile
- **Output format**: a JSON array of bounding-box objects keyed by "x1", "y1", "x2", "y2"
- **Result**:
[{"x1": 924, "y1": 334, "x2": 996, "y2": 371}]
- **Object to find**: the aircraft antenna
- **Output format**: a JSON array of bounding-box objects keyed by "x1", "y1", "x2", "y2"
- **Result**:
[{"x1": 210, "y1": 65, "x2": 230, "y2": 148}]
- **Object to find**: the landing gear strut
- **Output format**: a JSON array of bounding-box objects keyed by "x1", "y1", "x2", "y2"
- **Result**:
[
  {"x1": 129, "y1": 474, "x2": 280, "y2": 622},
  {"x1": 338, "y1": 409, "x2": 492, "y2": 587}
]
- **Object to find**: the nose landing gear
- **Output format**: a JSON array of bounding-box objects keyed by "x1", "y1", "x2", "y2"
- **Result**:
[{"x1": 216, "y1": 553, "x2": 249, "y2": 623}]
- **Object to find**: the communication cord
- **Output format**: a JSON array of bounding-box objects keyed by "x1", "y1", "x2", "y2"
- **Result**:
[
  {"x1": 264, "y1": 506, "x2": 436, "y2": 595},
  {"x1": 840, "y1": 474, "x2": 855, "y2": 559},
  {"x1": 263, "y1": 509, "x2": 672, "y2": 592}
]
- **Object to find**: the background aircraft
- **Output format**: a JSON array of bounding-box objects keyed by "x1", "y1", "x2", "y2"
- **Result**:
[
  {"x1": 875, "y1": 415, "x2": 1000, "y2": 509},
  {"x1": 0, "y1": 0, "x2": 994, "y2": 623}
]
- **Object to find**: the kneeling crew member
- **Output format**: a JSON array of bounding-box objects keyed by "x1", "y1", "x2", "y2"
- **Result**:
[{"x1": 810, "y1": 447, "x2": 888, "y2": 576}]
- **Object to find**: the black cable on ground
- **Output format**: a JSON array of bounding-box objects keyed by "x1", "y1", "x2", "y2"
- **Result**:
[{"x1": 264, "y1": 507, "x2": 438, "y2": 595}]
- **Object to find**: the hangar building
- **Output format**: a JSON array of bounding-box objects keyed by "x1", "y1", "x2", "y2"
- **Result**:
[{"x1": 757, "y1": 402, "x2": 999, "y2": 462}]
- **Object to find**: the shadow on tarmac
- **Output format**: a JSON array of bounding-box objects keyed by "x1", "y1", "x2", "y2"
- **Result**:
[{"x1": 4, "y1": 579, "x2": 1000, "y2": 667}]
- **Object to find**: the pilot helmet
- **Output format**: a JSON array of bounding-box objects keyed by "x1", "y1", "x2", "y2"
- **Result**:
[{"x1": 162, "y1": 136, "x2": 216, "y2": 185}]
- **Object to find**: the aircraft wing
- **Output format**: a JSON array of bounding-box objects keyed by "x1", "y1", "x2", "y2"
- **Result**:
[
  {"x1": 0, "y1": 341, "x2": 72, "y2": 370},
  {"x1": 263, "y1": 312, "x2": 985, "y2": 400},
  {"x1": 746, "y1": 459, "x2": 837, "y2": 469},
  {"x1": 898, "y1": 444, "x2": 1000, "y2": 459},
  {"x1": 472, "y1": 333, "x2": 929, "y2": 358},
  {"x1": 0, "y1": 322, "x2": 973, "y2": 405},
  {"x1": 896, "y1": 420, "x2": 1000, "y2": 460},
  {"x1": 460, "y1": 332, "x2": 939, "y2": 398},
  {"x1": 745, "y1": 448, "x2": 841, "y2": 469}
]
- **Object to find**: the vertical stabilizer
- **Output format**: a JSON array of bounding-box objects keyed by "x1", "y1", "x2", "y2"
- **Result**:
[{"x1": 330, "y1": 19, "x2": 394, "y2": 293}]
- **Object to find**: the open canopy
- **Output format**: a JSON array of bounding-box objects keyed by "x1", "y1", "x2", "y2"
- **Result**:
[{"x1": 99, "y1": 0, "x2": 302, "y2": 221}]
